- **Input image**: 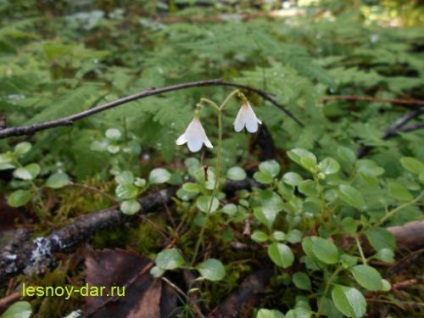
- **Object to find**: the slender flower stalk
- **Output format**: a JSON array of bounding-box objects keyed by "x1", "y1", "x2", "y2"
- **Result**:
[
  {"x1": 234, "y1": 102, "x2": 262, "y2": 133},
  {"x1": 176, "y1": 113, "x2": 213, "y2": 152},
  {"x1": 191, "y1": 107, "x2": 223, "y2": 265},
  {"x1": 182, "y1": 90, "x2": 261, "y2": 265}
]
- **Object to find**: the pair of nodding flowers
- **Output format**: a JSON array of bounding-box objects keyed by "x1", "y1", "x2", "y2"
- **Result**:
[{"x1": 176, "y1": 101, "x2": 262, "y2": 152}]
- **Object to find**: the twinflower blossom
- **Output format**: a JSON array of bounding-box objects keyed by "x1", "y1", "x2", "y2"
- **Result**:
[
  {"x1": 176, "y1": 115, "x2": 213, "y2": 152},
  {"x1": 234, "y1": 102, "x2": 262, "y2": 133}
]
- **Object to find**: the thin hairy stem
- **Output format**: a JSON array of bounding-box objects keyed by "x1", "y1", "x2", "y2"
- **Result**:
[{"x1": 191, "y1": 108, "x2": 224, "y2": 265}]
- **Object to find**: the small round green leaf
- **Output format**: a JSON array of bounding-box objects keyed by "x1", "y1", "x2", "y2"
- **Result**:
[
  {"x1": 253, "y1": 190, "x2": 284, "y2": 228},
  {"x1": 400, "y1": 157, "x2": 424, "y2": 175},
  {"x1": 254, "y1": 208, "x2": 277, "y2": 229},
  {"x1": 293, "y1": 272, "x2": 312, "y2": 291},
  {"x1": 222, "y1": 203, "x2": 237, "y2": 216},
  {"x1": 196, "y1": 258, "x2": 226, "y2": 281},
  {"x1": 318, "y1": 157, "x2": 340, "y2": 175},
  {"x1": 150, "y1": 265, "x2": 165, "y2": 278},
  {"x1": 115, "y1": 183, "x2": 139, "y2": 200},
  {"x1": 365, "y1": 228, "x2": 396, "y2": 252},
  {"x1": 134, "y1": 178, "x2": 146, "y2": 188},
  {"x1": 388, "y1": 181, "x2": 413, "y2": 201},
  {"x1": 331, "y1": 285, "x2": 366, "y2": 318},
  {"x1": 176, "y1": 189, "x2": 197, "y2": 201},
  {"x1": 310, "y1": 236, "x2": 339, "y2": 264},
  {"x1": 13, "y1": 168, "x2": 32, "y2": 180},
  {"x1": 251, "y1": 230, "x2": 269, "y2": 243},
  {"x1": 14, "y1": 142, "x2": 32, "y2": 155},
  {"x1": 256, "y1": 308, "x2": 285, "y2": 318},
  {"x1": 298, "y1": 180, "x2": 319, "y2": 197},
  {"x1": 196, "y1": 195, "x2": 219, "y2": 213},
  {"x1": 282, "y1": 172, "x2": 303, "y2": 186},
  {"x1": 226, "y1": 166, "x2": 247, "y2": 181},
  {"x1": 341, "y1": 254, "x2": 358, "y2": 268},
  {"x1": 351, "y1": 265, "x2": 383, "y2": 291},
  {"x1": 13, "y1": 163, "x2": 40, "y2": 180},
  {"x1": 267, "y1": 242, "x2": 294, "y2": 268},
  {"x1": 342, "y1": 217, "x2": 357, "y2": 235},
  {"x1": 7, "y1": 190, "x2": 32, "y2": 207},
  {"x1": 115, "y1": 171, "x2": 134, "y2": 184},
  {"x1": 156, "y1": 248, "x2": 185, "y2": 270},
  {"x1": 45, "y1": 172, "x2": 70, "y2": 189},
  {"x1": 250, "y1": 230, "x2": 269, "y2": 243},
  {"x1": 337, "y1": 146, "x2": 356, "y2": 165},
  {"x1": 356, "y1": 159, "x2": 385, "y2": 177},
  {"x1": 374, "y1": 248, "x2": 394, "y2": 263},
  {"x1": 254, "y1": 171, "x2": 273, "y2": 184},
  {"x1": 259, "y1": 160, "x2": 280, "y2": 178},
  {"x1": 337, "y1": 185, "x2": 365, "y2": 210},
  {"x1": 1, "y1": 301, "x2": 32, "y2": 318},
  {"x1": 0, "y1": 162, "x2": 15, "y2": 170},
  {"x1": 105, "y1": 128, "x2": 122, "y2": 140},
  {"x1": 286, "y1": 229, "x2": 303, "y2": 244},
  {"x1": 182, "y1": 182, "x2": 200, "y2": 194},
  {"x1": 381, "y1": 279, "x2": 391, "y2": 291},
  {"x1": 260, "y1": 190, "x2": 284, "y2": 215},
  {"x1": 91, "y1": 140, "x2": 108, "y2": 152},
  {"x1": 287, "y1": 148, "x2": 317, "y2": 169},
  {"x1": 107, "y1": 144, "x2": 120, "y2": 154},
  {"x1": 149, "y1": 168, "x2": 171, "y2": 184},
  {"x1": 272, "y1": 231, "x2": 286, "y2": 241},
  {"x1": 120, "y1": 200, "x2": 141, "y2": 215}
]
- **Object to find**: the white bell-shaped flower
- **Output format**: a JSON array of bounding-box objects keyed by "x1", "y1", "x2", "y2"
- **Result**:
[
  {"x1": 234, "y1": 102, "x2": 262, "y2": 133},
  {"x1": 176, "y1": 115, "x2": 213, "y2": 152}
]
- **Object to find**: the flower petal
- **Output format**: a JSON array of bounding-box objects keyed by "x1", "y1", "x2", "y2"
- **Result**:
[
  {"x1": 245, "y1": 105, "x2": 261, "y2": 132},
  {"x1": 176, "y1": 116, "x2": 213, "y2": 152},
  {"x1": 234, "y1": 107, "x2": 247, "y2": 132},
  {"x1": 234, "y1": 102, "x2": 262, "y2": 133},
  {"x1": 204, "y1": 136, "x2": 213, "y2": 149},
  {"x1": 187, "y1": 139, "x2": 202, "y2": 152},
  {"x1": 176, "y1": 134, "x2": 187, "y2": 145},
  {"x1": 246, "y1": 118, "x2": 259, "y2": 133}
]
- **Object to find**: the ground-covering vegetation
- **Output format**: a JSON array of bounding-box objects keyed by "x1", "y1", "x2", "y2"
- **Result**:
[{"x1": 0, "y1": 0, "x2": 423, "y2": 317}]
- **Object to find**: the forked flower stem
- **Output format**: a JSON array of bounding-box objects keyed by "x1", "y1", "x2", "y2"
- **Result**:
[
  {"x1": 200, "y1": 98, "x2": 219, "y2": 111},
  {"x1": 191, "y1": 107, "x2": 223, "y2": 265},
  {"x1": 191, "y1": 91, "x2": 238, "y2": 265},
  {"x1": 219, "y1": 90, "x2": 240, "y2": 110}
]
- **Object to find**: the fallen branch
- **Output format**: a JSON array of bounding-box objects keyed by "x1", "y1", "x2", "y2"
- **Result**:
[
  {"x1": 0, "y1": 292, "x2": 21, "y2": 312},
  {"x1": 392, "y1": 278, "x2": 424, "y2": 290},
  {"x1": 320, "y1": 95, "x2": 424, "y2": 107},
  {"x1": 0, "y1": 79, "x2": 302, "y2": 140},
  {"x1": 389, "y1": 221, "x2": 424, "y2": 251},
  {"x1": 357, "y1": 109, "x2": 423, "y2": 158},
  {"x1": 0, "y1": 179, "x2": 259, "y2": 286},
  {"x1": 154, "y1": 9, "x2": 306, "y2": 24},
  {"x1": 0, "y1": 188, "x2": 176, "y2": 286}
]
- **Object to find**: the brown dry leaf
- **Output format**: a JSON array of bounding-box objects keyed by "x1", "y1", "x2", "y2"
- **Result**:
[
  {"x1": 84, "y1": 247, "x2": 177, "y2": 318},
  {"x1": 127, "y1": 280, "x2": 161, "y2": 318}
]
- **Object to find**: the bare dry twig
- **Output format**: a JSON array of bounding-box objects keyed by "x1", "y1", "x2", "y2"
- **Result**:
[
  {"x1": 357, "y1": 109, "x2": 423, "y2": 157},
  {"x1": 0, "y1": 79, "x2": 302, "y2": 139},
  {"x1": 320, "y1": 95, "x2": 424, "y2": 107}
]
